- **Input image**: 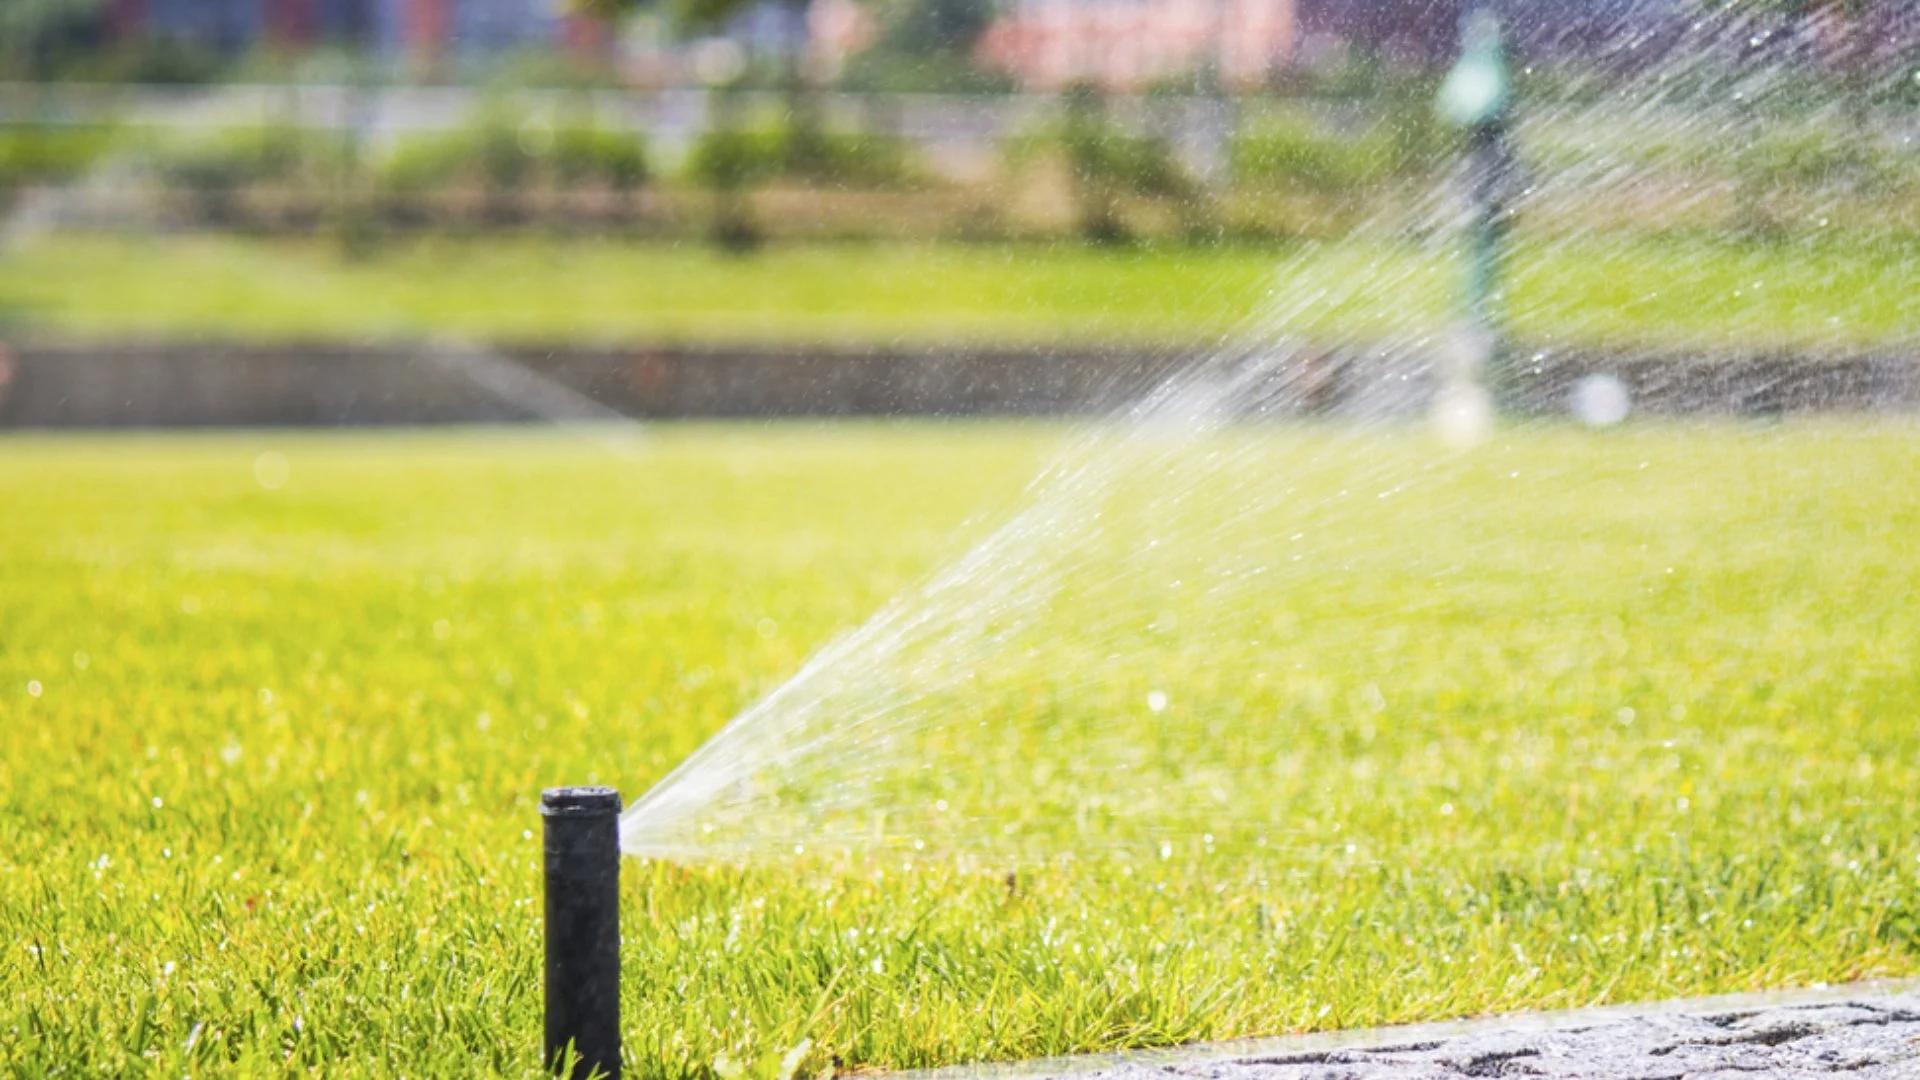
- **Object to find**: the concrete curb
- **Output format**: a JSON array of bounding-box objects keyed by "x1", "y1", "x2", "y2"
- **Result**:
[
  {"x1": 0, "y1": 339, "x2": 1915, "y2": 428},
  {"x1": 906, "y1": 982, "x2": 1920, "y2": 1080}
]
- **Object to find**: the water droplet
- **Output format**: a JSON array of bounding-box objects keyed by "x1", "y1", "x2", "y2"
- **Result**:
[
  {"x1": 25, "y1": 680, "x2": 41, "y2": 698},
  {"x1": 1572, "y1": 374, "x2": 1632, "y2": 428},
  {"x1": 253, "y1": 452, "x2": 290, "y2": 490},
  {"x1": 1146, "y1": 691, "x2": 1169, "y2": 713}
]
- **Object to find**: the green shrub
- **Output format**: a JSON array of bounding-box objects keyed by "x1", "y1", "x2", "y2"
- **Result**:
[
  {"x1": 1062, "y1": 128, "x2": 1194, "y2": 200},
  {"x1": 1734, "y1": 128, "x2": 1911, "y2": 196},
  {"x1": 1005, "y1": 86, "x2": 1205, "y2": 244},
  {"x1": 0, "y1": 125, "x2": 117, "y2": 188},
  {"x1": 51, "y1": 36, "x2": 230, "y2": 84},
  {"x1": 1228, "y1": 110, "x2": 1451, "y2": 201},
  {"x1": 685, "y1": 127, "x2": 787, "y2": 192},
  {"x1": 151, "y1": 124, "x2": 335, "y2": 192},
  {"x1": 380, "y1": 110, "x2": 649, "y2": 196},
  {"x1": 789, "y1": 128, "x2": 918, "y2": 188},
  {"x1": 1042, "y1": 86, "x2": 1196, "y2": 202},
  {"x1": 552, "y1": 126, "x2": 650, "y2": 192},
  {"x1": 686, "y1": 122, "x2": 919, "y2": 191},
  {"x1": 476, "y1": 114, "x2": 533, "y2": 193},
  {"x1": 376, "y1": 109, "x2": 648, "y2": 209},
  {"x1": 1231, "y1": 117, "x2": 1392, "y2": 196},
  {"x1": 379, "y1": 130, "x2": 478, "y2": 195},
  {"x1": 1229, "y1": 100, "x2": 1453, "y2": 201}
]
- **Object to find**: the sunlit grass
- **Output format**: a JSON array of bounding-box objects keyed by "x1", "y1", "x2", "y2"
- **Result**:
[
  {"x1": 1, "y1": 423, "x2": 1918, "y2": 1077},
  {"x1": 0, "y1": 233, "x2": 1913, "y2": 350}
]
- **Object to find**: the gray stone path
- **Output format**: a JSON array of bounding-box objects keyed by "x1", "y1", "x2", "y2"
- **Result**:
[
  {"x1": 1102, "y1": 996, "x2": 1920, "y2": 1079},
  {"x1": 913, "y1": 984, "x2": 1920, "y2": 1080}
]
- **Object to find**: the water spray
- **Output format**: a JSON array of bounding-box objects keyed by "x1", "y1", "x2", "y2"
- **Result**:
[{"x1": 542, "y1": 787, "x2": 623, "y2": 1080}]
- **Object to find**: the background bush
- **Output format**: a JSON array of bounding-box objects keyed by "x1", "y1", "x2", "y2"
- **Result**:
[
  {"x1": 150, "y1": 123, "x2": 338, "y2": 192},
  {"x1": 1061, "y1": 127, "x2": 1194, "y2": 201},
  {"x1": 686, "y1": 121, "x2": 920, "y2": 191},
  {"x1": 1231, "y1": 109, "x2": 1448, "y2": 198},
  {"x1": 1733, "y1": 127, "x2": 1913, "y2": 198},
  {"x1": 0, "y1": 123, "x2": 118, "y2": 189},
  {"x1": 379, "y1": 107, "x2": 650, "y2": 198}
]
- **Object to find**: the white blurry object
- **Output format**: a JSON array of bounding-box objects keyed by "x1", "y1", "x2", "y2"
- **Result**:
[
  {"x1": 253, "y1": 452, "x2": 291, "y2": 490},
  {"x1": 1434, "y1": 381, "x2": 1495, "y2": 448},
  {"x1": 1571, "y1": 374, "x2": 1632, "y2": 428},
  {"x1": 692, "y1": 39, "x2": 748, "y2": 87}
]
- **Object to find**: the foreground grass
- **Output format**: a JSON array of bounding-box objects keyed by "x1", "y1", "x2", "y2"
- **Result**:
[
  {"x1": 0, "y1": 233, "x2": 1914, "y2": 350},
  {"x1": 2, "y1": 423, "x2": 1919, "y2": 1077}
]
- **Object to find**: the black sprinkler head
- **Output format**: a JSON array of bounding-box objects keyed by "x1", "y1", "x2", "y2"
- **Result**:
[{"x1": 543, "y1": 786, "x2": 622, "y2": 1080}]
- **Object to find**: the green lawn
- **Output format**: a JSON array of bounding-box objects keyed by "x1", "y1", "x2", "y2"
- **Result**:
[
  {"x1": 2, "y1": 423, "x2": 1919, "y2": 1077},
  {"x1": 1, "y1": 233, "x2": 1914, "y2": 351}
]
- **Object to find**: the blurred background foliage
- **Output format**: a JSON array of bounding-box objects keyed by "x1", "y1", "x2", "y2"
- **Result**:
[
  {"x1": 1, "y1": 92, "x2": 1913, "y2": 248},
  {"x1": 0, "y1": 0, "x2": 1913, "y2": 249}
]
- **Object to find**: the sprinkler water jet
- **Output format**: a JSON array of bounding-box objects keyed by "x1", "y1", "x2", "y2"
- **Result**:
[{"x1": 543, "y1": 786, "x2": 623, "y2": 1080}]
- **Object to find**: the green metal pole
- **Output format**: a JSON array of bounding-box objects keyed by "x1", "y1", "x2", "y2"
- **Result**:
[{"x1": 1438, "y1": 7, "x2": 1517, "y2": 418}]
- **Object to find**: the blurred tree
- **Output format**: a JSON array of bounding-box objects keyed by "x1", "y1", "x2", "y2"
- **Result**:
[
  {"x1": 882, "y1": 0, "x2": 993, "y2": 55},
  {"x1": 574, "y1": 0, "x2": 754, "y2": 34},
  {"x1": 576, "y1": 0, "x2": 805, "y2": 251},
  {"x1": 0, "y1": 0, "x2": 105, "y2": 80}
]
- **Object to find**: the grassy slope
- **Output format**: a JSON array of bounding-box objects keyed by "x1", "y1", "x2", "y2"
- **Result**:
[
  {"x1": 0, "y1": 233, "x2": 1914, "y2": 350},
  {"x1": 2, "y1": 424, "x2": 1919, "y2": 1077}
]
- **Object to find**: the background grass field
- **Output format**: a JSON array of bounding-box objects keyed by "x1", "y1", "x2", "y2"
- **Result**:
[
  {"x1": 2, "y1": 233, "x2": 1915, "y2": 350},
  {"x1": 2, "y1": 423, "x2": 1919, "y2": 1078}
]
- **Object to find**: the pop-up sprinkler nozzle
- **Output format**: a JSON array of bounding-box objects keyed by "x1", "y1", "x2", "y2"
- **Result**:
[{"x1": 542, "y1": 786, "x2": 622, "y2": 1080}]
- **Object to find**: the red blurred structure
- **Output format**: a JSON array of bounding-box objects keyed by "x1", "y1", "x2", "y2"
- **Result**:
[
  {"x1": 405, "y1": 0, "x2": 452, "y2": 68},
  {"x1": 264, "y1": 0, "x2": 320, "y2": 48},
  {"x1": 976, "y1": 0, "x2": 1298, "y2": 91}
]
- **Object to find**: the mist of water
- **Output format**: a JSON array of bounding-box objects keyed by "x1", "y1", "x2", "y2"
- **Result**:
[{"x1": 620, "y1": 9, "x2": 1920, "y2": 863}]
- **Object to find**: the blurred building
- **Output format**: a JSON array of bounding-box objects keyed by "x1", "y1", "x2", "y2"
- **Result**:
[
  {"x1": 1296, "y1": 0, "x2": 1697, "y2": 67},
  {"x1": 972, "y1": 0, "x2": 1706, "y2": 90},
  {"x1": 106, "y1": 0, "x2": 585, "y2": 58},
  {"x1": 975, "y1": 0, "x2": 1298, "y2": 91},
  {"x1": 92, "y1": 0, "x2": 1920, "y2": 84}
]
